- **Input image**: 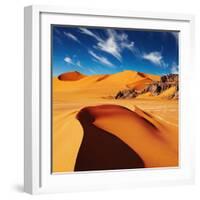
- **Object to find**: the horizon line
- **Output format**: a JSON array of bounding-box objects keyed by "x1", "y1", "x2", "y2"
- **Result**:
[{"x1": 52, "y1": 69, "x2": 178, "y2": 77}]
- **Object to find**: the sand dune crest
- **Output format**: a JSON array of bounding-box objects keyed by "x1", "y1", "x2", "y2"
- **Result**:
[{"x1": 75, "y1": 106, "x2": 145, "y2": 171}]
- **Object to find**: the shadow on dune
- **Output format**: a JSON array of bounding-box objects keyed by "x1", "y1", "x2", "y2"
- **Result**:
[{"x1": 74, "y1": 105, "x2": 145, "y2": 171}]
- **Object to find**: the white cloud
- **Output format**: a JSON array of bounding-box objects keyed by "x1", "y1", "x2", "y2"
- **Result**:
[
  {"x1": 79, "y1": 28, "x2": 103, "y2": 42},
  {"x1": 88, "y1": 50, "x2": 114, "y2": 67},
  {"x1": 76, "y1": 61, "x2": 83, "y2": 68},
  {"x1": 108, "y1": 30, "x2": 134, "y2": 51},
  {"x1": 96, "y1": 29, "x2": 134, "y2": 61},
  {"x1": 64, "y1": 32, "x2": 80, "y2": 43},
  {"x1": 171, "y1": 63, "x2": 179, "y2": 74},
  {"x1": 64, "y1": 56, "x2": 83, "y2": 68},
  {"x1": 97, "y1": 33, "x2": 121, "y2": 61},
  {"x1": 64, "y1": 56, "x2": 73, "y2": 64},
  {"x1": 142, "y1": 51, "x2": 163, "y2": 66},
  {"x1": 120, "y1": 41, "x2": 134, "y2": 51},
  {"x1": 79, "y1": 28, "x2": 134, "y2": 61}
]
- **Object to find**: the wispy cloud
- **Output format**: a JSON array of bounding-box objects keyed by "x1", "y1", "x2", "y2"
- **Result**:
[
  {"x1": 142, "y1": 51, "x2": 163, "y2": 66},
  {"x1": 96, "y1": 30, "x2": 121, "y2": 61},
  {"x1": 64, "y1": 56, "x2": 83, "y2": 68},
  {"x1": 79, "y1": 28, "x2": 134, "y2": 61},
  {"x1": 171, "y1": 62, "x2": 178, "y2": 74},
  {"x1": 79, "y1": 28, "x2": 103, "y2": 42},
  {"x1": 88, "y1": 50, "x2": 114, "y2": 67},
  {"x1": 76, "y1": 61, "x2": 83, "y2": 68},
  {"x1": 120, "y1": 41, "x2": 134, "y2": 51},
  {"x1": 64, "y1": 32, "x2": 80, "y2": 43},
  {"x1": 64, "y1": 56, "x2": 73, "y2": 64},
  {"x1": 96, "y1": 29, "x2": 134, "y2": 61}
]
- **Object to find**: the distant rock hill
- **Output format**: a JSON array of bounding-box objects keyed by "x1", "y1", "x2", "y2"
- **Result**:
[
  {"x1": 115, "y1": 74, "x2": 178, "y2": 99},
  {"x1": 58, "y1": 71, "x2": 86, "y2": 81}
]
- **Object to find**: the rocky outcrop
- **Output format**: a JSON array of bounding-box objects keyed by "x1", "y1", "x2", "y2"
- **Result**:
[
  {"x1": 115, "y1": 74, "x2": 178, "y2": 99},
  {"x1": 161, "y1": 74, "x2": 178, "y2": 83},
  {"x1": 115, "y1": 89, "x2": 138, "y2": 99}
]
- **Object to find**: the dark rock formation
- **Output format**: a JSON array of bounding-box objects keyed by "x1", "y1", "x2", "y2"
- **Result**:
[
  {"x1": 115, "y1": 89, "x2": 138, "y2": 99},
  {"x1": 115, "y1": 74, "x2": 179, "y2": 99},
  {"x1": 161, "y1": 74, "x2": 178, "y2": 83}
]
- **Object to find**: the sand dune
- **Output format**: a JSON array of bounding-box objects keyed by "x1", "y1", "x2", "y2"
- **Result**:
[
  {"x1": 58, "y1": 71, "x2": 86, "y2": 81},
  {"x1": 94, "y1": 70, "x2": 160, "y2": 88},
  {"x1": 75, "y1": 105, "x2": 145, "y2": 171},
  {"x1": 53, "y1": 70, "x2": 161, "y2": 101},
  {"x1": 54, "y1": 70, "x2": 160, "y2": 87},
  {"x1": 74, "y1": 105, "x2": 178, "y2": 170},
  {"x1": 126, "y1": 77, "x2": 153, "y2": 90}
]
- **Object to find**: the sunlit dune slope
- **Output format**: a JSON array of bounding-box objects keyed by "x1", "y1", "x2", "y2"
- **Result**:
[
  {"x1": 136, "y1": 92, "x2": 153, "y2": 99},
  {"x1": 52, "y1": 110, "x2": 84, "y2": 172},
  {"x1": 135, "y1": 86, "x2": 178, "y2": 99},
  {"x1": 157, "y1": 86, "x2": 177, "y2": 98},
  {"x1": 126, "y1": 77, "x2": 153, "y2": 90}
]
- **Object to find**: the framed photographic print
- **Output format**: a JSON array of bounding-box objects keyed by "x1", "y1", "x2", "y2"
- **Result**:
[{"x1": 24, "y1": 5, "x2": 195, "y2": 194}]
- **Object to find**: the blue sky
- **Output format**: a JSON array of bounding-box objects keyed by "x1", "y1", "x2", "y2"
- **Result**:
[{"x1": 52, "y1": 25, "x2": 179, "y2": 76}]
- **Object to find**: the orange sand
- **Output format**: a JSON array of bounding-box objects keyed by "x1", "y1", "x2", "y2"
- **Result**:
[{"x1": 52, "y1": 70, "x2": 178, "y2": 172}]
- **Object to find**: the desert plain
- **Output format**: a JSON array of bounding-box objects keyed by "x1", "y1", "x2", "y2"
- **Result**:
[{"x1": 52, "y1": 70, "x2": 178, "y2": 173}]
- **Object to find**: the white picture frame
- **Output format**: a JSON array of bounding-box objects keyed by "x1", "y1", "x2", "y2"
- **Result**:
[{"x1": 24, "y1": 5, "x2": 195, "y2": 194}]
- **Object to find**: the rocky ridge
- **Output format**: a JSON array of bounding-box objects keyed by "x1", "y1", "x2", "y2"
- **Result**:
[{"x1": 115, "y1": 74, "x2": 178, "y2": 99}]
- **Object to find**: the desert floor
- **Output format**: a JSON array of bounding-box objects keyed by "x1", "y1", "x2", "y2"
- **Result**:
[{"x1": 52, "y1": 97, "x2": 178, "y2": 173}]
